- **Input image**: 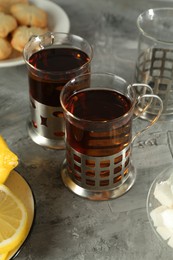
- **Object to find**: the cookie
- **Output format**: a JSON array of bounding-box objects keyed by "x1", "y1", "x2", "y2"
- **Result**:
[
  {"x1": 0, "y1": 38, "x2": 12, "y2": 60},
  {"x1": 0, "y1": 6, "x2": 4, "y2": 12},
  {"x1": 0, "y1": 0, "x2": 28, "y2": 13},
  {"x1": 0, "y1": 12, "x2": 17, "y2": 38},
  {"x1": 11, "y1": 26, "x2": 47, "y2": 52},
  {"x1": 10, "y1": 3, "x2": 48, "y2": 28}
]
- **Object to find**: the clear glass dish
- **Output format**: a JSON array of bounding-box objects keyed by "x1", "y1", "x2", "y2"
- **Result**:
[{"x1": 146, "y1": 166, "x2": 173, "y2": 248}]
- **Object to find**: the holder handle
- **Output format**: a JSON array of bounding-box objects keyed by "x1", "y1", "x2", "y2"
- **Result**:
[{"x1": 127, "y1": 83, "x2": 163, "y2": 142}]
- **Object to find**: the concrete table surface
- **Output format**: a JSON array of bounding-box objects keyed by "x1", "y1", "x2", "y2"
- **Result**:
[{"x1": 1, "y1": 0, "x2": 173, "y2": 259}]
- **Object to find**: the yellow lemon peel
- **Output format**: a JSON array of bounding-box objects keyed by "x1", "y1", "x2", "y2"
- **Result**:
[{"x1": 0, "y1": 136, "x2": 18, "y2": 184}]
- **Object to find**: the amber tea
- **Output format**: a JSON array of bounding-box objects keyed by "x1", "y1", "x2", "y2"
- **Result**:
[
  {"x1": 65, "y1": 88, "x2": 132, "y2": 157},
  {"x1": 29, "y1": 48, "x2": 90, "y2": 106}
]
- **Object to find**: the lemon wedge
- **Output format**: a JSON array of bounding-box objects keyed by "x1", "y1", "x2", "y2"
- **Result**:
[
  {"x1": 0, "y1": 136, "x2": 18, "y2": 184},
  {"x1": 0, "y1": 184, "x2": 28, "y2": 254}
]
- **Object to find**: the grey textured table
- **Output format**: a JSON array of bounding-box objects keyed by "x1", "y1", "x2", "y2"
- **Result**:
[{"x1": 1, "y1": 0, "x2": 173, "y2": 259}]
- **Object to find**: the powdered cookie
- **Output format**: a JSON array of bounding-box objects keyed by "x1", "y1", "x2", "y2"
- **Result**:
[
  {"x1": 0, "y1": 0, "x2": 28, "y2": 13},
  {"x1": 0, "y1": 5, "x2": 4, "y2": 12},
  {"x1": 11, "y1": 26, "x2": 47, "y2": 52},
  {"x1": 0, "y1": 38, "x2": 12, "y2": 60},
  {"x1": 0, "y1": 12, "x2": 17, "y2": 38},
  {"x1": 10, "y1": 3, "x2": 47, "y2": 28}
]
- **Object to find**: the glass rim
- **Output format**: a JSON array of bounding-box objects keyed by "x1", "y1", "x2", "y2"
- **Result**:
[
  {"x1": 60, "y1": 72, "x2": 136, "y2": 124},
  {"x1": 137, "y1": 7, "x2": 173, "y2": 45},
  {"x1": 23, "y1": 31, "x2": 93, "y2": 75}
]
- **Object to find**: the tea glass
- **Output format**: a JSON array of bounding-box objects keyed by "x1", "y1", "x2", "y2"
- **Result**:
[
  {"x1": 60, "y1": 73, "x2": 163, "y2": 200},
  {"x1": 23, "y1": 32, "x2": 93, "y2": 149},
  {"x1": 135, "y1": 8, "x2": 173, "y2": 120}
]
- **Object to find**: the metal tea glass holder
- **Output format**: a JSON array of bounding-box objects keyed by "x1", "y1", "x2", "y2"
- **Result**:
[
  {"x1": 60, "y1": 73, "x2": 163, "y2": 201},
  {"x1": 135, "y1": 8, "x2": 173, "y2": 121}
]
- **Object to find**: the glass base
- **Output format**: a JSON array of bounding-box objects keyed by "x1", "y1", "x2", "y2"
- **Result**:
[
  {"x1": 61, "y1": 160, "x2": 136, "y2": 201},
  {"x1": 27, "y1": 121, "x2": 65, "y2": 150}
]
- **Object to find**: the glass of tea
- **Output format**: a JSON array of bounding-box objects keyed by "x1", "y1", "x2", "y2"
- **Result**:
[
  {"x1": 135, "y1": 8, "x2": 173, "y2": 120},
  {"x1": 23, "y1": 32, "x2": 93, "y2": 149},
  {"x1": 60, "y1": 73, "x2": 163, "y2": 200}
]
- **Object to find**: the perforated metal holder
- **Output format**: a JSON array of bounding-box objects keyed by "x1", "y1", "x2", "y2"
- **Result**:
[
  {"x1": 135, "y1": 47, "x2": 173, "y2": 120},
  {"x1": 61, "y1": 143, "x2": 136, "y2": 200},
  {"x1": 27, "y1": 96, "x2": 65, "y2": 149}
]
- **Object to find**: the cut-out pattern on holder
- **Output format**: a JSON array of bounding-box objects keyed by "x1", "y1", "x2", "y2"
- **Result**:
[
  {"x1": 30, "y1": 96, "x2": 65, "y2": 139},
  {"x1": 135, "y1": 48, "x2": 173, "y2": 114},
  {"x1": 66, "y1": 143, "x2": 131, "y2": 190}
]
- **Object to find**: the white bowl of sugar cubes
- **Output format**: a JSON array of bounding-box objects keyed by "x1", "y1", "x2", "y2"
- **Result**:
[{"x1": 147, "y1": 166, "x2": 173, "y2": 248}]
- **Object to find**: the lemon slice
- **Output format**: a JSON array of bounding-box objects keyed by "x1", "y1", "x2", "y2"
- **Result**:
[
  {"x1": 0, "y1": 252, "x2": 8, "y2": 260},
  {"x1": 0, "y1": 184, "x2": 28, "y2": 254},
  {"x1": 0, "y1": 136, "x2": 18, "y2": 184}
]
